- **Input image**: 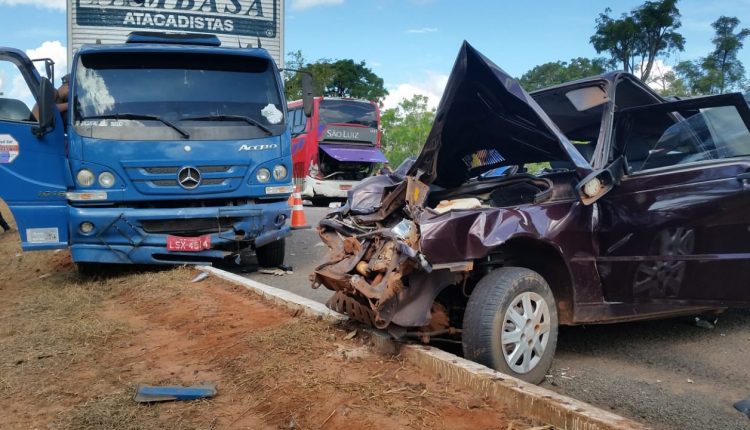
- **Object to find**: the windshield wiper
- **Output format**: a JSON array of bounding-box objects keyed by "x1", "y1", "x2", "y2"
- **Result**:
[
  {"x1": 81, "y1": 113, "x2": 190, "y2": 139},
  {"x1": 182, "y1": 115, "x2": 273, "y2": 136}
]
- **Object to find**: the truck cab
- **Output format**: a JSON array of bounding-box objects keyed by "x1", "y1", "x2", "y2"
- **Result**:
[{"x1": 0, "y1": 32, "x2": 308, "y2": 269}]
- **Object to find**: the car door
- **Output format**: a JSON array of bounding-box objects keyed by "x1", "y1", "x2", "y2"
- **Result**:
[
  {"x1": 597, "y1": 94, "x2": 750, "y2": 305},
  {"x1": 0, "y1": 49, "x2": 70, "y2": 250}
]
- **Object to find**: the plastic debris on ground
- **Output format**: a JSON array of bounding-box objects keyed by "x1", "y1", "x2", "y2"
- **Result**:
[
  {"x1": 259, "y1": 266, "x2": 293, "y2": 276},
  {"x1": 133, "y1": 383, "x2": 217, "y2": 403},
  {"x1": 694, "y1": 316, "x2": 717, "y2": 329},
  {"x1": 191, "y1": 272, "x2": 209, "y2": 283},
  {"x1": 735, "y1": 398, "x2": 750, "y2": 418}
]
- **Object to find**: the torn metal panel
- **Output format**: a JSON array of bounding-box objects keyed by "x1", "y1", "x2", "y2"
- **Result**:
[{"x1": 312, "y1": 174, "x2": 436, "y2": 329}]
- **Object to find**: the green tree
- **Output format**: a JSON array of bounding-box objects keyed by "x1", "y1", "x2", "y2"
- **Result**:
[
  {"x1": 518, "y1": 57, "x2": 608, "y2": 91},
  {"x1": 652, "y1": 69, "x2": 690, "y2": 96},
  {"x1": 674, "y1": 16, "x2": 749, "y2": 95},
  {"x1": 283, "y1": 52, "x2": 388, "y2": 102},
  {"x1": 707, "y1": 16, "x2": 749, "y2": 93},
  {"x1": 380, "y1": 94, "x2": 435, "y2": 168},
  {"x1": 591, "y1": 10, "x2": 641, "y2": 74},
  {"x1": 591, "y1": 0, "x2": 685, "y2": 81}
]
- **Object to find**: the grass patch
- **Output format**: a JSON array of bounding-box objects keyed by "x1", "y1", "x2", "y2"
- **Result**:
[{"x1": 58, "y1": 391, "x2": 160, "y2": 430}]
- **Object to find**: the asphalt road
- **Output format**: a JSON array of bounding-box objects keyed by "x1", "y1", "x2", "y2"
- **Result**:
[
  {"x1": 239, "y1": 205, "x2": 333, "y2": 304},
  {"x1": 238, "y1": 205, "x2": 750, "y2": 430}
]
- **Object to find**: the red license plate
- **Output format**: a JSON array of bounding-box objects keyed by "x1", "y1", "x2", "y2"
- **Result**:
[
  {"x1": 166, "y1": 235, "x2": 211, "y2": 252},
  {"x1": 339, "y1": 184, "x2": 352, "y2": 191}
]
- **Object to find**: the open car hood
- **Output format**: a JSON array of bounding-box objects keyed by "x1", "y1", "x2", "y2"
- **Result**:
[{"x1": 410, "y1": 42, "x2": 593, "y2": 188}]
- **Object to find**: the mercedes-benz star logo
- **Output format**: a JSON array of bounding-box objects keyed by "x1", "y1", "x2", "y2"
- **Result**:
[{"x1": 177, "y1": 167, "x2": 201, "y2": 190}]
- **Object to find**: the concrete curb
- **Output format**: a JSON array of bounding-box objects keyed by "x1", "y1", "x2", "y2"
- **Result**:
[
  {"x1": 198, "y1": 266, "x2": 346, "y2": 322},
  {"x1": 198, "y1": 265, "x2": 647, "y2": 430},
  {"x1": 400, "y1": 343, "x2": 645, "y2": 430}
]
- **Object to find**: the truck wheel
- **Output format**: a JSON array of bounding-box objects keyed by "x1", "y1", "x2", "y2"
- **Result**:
[
  {"x1": 75, "y1": 262, "x2": 102, "y2": 277},
  {"x1": 462, "y1": 267, "x2": 558, "y2": 384},
  {"x1": 256, "y1": 239, "x2": 285, "y2": 267}
]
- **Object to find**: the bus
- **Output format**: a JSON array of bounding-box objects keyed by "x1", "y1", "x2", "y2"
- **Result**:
[{"x1": 287, "y1": 97, "x2": 386, "y2": 202}]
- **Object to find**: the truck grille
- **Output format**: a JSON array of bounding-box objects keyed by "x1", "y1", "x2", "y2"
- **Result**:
[
  {"x1": 141, "y1": 217, "x2": 241, "y2": 235},
  {"x1": 151, "y1": 178, "x2": 225, "y2": 187},
  {"x1": 144, "y1": 165, "x2": 231, "y2": 174},
  {"x1": 126, "y1": 164, "x2": 243, "y2": 193}
]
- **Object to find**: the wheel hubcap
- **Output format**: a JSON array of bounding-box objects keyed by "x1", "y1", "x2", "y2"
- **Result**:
[{"x1": 501, "y1": 291, "x2": 551, "y2": 374}]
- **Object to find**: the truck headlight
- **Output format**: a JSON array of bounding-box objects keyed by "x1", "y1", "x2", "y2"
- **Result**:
[
  {"x1": 273, "y1": 164, "x2": 288, "y2": 181},
  {"x1": 256, "y1": 168, "x2": 271, "y2": 183},
  {"x1": 76, "y1": 169, "x2": 95, "y2": 187},
  {"x1": 98, "y1": 172, "x2": 115, "y2": 188}
]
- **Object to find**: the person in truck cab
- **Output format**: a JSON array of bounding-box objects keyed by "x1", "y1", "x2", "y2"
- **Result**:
[
  {"x1": 55, "y1": 74, "x2": 69, "y2": 116},
  {"x1": 31, "y1": 74, "x2": 69, "y2": 122}
]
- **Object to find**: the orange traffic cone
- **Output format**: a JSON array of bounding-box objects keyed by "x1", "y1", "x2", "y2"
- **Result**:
[{"x1": 290, "y1": 189, "x2": 310, "y2": 230}]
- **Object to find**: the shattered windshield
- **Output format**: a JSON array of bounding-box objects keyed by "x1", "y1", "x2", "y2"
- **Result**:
[
  {"x1": 73, "y1": 51, "x2": 285, "y2": 140},
  {"x1": 319, "y1": 99, "x2": 377, "y2": 128}
]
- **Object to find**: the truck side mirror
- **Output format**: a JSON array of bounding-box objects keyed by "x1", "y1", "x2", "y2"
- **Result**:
[
  {"x1": 302, "y1": 73, "x2": 314, "y2": 117},
  {"x1": 32, "y1": 78, "x2": 56, "y2": 138}
]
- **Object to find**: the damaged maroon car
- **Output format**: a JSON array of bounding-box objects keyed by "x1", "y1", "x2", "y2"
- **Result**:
[{"x1": 311, "y1": 42, "x2": 750, "y2": 383}]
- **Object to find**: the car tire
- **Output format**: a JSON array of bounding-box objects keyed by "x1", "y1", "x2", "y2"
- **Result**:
[
  {"x1": 462, "y1": 267, "x2": 558, "y2": 384},
  {"x1": 256, "y1": 238, "x2": 285, "y2": 268}
]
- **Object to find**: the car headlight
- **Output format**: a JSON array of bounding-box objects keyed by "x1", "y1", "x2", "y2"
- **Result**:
[
  {"x1": 98, "y1": 171, "x2": 115, "y2": 188},
  {"x1": 256, "y1": 168, "x2": 271, "y2": 183},
  {"x1": 273, "y1": 164, "x2": 288, "y2": 181},
  {"x1": 76, "y1": 169, "x2": 95, "y2": 187}
]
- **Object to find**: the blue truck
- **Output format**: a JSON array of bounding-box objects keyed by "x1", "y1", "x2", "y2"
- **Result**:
[{"x1": 0, "y1": 32, "x2": 311, "y2": 271}]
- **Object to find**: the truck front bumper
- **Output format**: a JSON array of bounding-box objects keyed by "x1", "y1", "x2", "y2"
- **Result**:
[{"x1": 68, "y1": 200, "x2": 291, "y2": 265}]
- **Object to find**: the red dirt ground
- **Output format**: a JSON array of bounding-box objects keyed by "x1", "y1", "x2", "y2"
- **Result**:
[{"x1": 0, "y1": 207, "x2": 542, "y2": 429}]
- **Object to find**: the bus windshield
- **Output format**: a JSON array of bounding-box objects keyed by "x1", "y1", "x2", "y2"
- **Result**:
[{"x1": 319, "y1": 99, "x2": 377, "y2": 128}]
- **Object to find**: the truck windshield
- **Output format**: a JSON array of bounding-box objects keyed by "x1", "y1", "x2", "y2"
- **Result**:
[
  {"x1": 319, "y1": 99, "x2": 377, "y2": 128},
  {"x1": 73, "y1": 51, "x2": 285, "y2": 140}
]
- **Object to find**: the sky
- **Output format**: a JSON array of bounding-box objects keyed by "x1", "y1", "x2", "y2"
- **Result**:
[{"x1": 1, "y1": 0, "x2": 749, "y2": 109}]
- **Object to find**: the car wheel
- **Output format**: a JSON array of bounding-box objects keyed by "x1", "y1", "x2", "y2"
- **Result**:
[
  {"x1": 462, "y1": 267, "x2": 558, "y2": 384},
  {"x1": 256, "y1": 238, "x2": 285, "y2": 267}
]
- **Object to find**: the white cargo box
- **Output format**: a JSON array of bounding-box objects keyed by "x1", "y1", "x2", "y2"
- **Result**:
[{"x1": 67, "y1": 0, "x2": 284, "y2": 68}]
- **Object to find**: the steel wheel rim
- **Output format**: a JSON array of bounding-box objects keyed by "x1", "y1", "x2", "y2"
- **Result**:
[{"x1": 501, "y1": 291, "x2": 551, "y2": 374}]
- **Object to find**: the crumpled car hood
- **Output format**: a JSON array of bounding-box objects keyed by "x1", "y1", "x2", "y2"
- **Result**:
[{"x1": 410, "y1": 41, "x2": 592, "y2": 188}]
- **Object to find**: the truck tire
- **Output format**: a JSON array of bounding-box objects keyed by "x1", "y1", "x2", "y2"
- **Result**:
[
  {"x1": 256, "y1": 238, "x2": 285, "y2": 268},
  {"x1": 462, "y1": 267, "x2": 558, "y2": 384},
  {"x1": 75, "y1": 262, "x2": 102, "y2": 277}
]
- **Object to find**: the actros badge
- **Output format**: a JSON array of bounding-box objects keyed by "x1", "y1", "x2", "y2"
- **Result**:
[{"x1": 239, "y1": 144, "x2": 278, "y2": 152}]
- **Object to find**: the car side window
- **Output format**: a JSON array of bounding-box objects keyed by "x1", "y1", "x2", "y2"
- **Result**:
[
  {"x1": 618, "y1": 104, "x2": 750, "y2": 173},
  {"x1": 0, "y1": 59, "x2": 36, "y2": 123}
]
